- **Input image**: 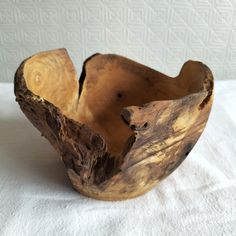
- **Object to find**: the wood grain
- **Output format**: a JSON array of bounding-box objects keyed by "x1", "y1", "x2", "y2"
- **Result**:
[{"x1": 14, "y1": 49, "x2": 213, "y2": 200}]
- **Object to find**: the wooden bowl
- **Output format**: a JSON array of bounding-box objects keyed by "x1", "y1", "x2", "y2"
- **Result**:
[{"x1": 14, "y1": 49, "x2": 213, "y2": 201}]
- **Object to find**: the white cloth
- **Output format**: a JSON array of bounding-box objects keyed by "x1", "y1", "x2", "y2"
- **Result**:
[{"x1": 0, "y1": 81, "x2": 235, "y2": 236}]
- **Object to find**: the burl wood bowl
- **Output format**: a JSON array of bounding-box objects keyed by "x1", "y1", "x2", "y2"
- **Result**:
[{"x1": 14, "y1": 49, "x2": 213, "y2": 201}]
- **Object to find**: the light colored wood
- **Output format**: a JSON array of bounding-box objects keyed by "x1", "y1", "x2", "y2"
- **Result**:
[{"x1": 14, "y1": 49, "x2": 213, "y2": 201}]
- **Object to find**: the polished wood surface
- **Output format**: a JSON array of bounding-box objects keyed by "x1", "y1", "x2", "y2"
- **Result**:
[{"x1": 14, "y1": 49, "x2": 213, "y2": 200}]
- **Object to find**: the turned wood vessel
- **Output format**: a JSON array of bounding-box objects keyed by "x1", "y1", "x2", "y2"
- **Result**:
[{"x1": 14, "y1": 49, "x2": 213, "y2": 200}]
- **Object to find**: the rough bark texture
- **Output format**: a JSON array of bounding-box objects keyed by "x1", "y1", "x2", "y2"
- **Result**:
[{"x1": 14, "y1": 49, "x2": 213, "y2": 201}]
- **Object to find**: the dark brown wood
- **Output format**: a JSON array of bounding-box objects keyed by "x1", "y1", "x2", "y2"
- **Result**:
[{"x1": 14, "y1": 48, "x2": 213, "y2": 200}]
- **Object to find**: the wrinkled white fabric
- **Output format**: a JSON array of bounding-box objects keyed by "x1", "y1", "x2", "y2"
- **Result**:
[{"x1": 0, "y1": 81, "x2": 235, "y2": 236}]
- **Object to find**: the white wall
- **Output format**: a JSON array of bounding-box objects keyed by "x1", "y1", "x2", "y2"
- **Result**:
[{"x1": 0, "y1": 0, "x2": 236, "y2": 82}]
